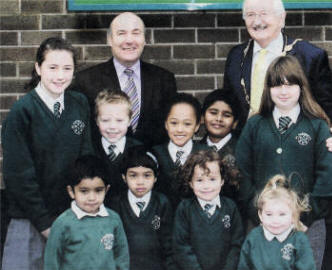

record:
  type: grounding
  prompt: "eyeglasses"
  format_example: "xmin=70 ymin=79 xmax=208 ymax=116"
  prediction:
xmin=244 ymin=12 xmax=272 ymax=21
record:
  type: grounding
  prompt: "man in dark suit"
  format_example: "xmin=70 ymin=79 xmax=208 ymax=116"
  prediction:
xmin=72 ymin=12 xmax=177 ymax=147
xmin=224 ymin=0 xmax=332 ymax=127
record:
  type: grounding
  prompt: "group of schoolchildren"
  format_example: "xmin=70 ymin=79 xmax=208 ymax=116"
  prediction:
xmin=2 ymin=37 xmax=332 ymax=270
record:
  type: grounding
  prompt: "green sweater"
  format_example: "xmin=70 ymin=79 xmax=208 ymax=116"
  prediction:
xmin=1 ymin=90 xmax=93 ymax=231
xmin=44 ymin=207 xmax=129 ymax=270
xmin=173 ymin=196 xmax=244 ymax=270
xmin=235 ymin=114 xmax=332 ymax=225
xmin=237 ymin=226 xmax=316 ymax=270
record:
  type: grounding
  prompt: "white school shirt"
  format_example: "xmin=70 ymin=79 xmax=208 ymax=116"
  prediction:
xmin=71 ymin=201 xmax=108 ymax=220
xmin=35 ymin=82 xmax=64 ymax=114
xmin=101 ymin=136 xmax=126 ymax=157
xmin=263 ymin=225 xmax=294 ymax=242
xmin=197 ymin=196 xmax=221 ymax=217
xmin=128 ymin=190 xmax=152 ymax=217
xmin=207 ymin=133 xmax=232 ymax=151
xmin=272 ymin=104 xmax=301 ymax=129
xmin=168 ymin=140 xmax=193 ymax=165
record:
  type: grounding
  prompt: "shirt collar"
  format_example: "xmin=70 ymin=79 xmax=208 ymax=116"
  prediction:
xmin=207 ymin=133 xmax=232 ymax=151
xmin=197 ymin=196 xmax=221 ymax=209
xmin=262 ymin=225 xmax=294 ymax=242
xmin=71 ymin=201 xmax=108 ymax=220
xmin=168 ymin=140 xmax=193 ymax=164
xmin=35 ymin=82 xmax=65 ymax=112
xmin=113 ymin=57 xmax=141 ymax=80
xmin=273 ymin=103 xmax=301 ymax=127
xmin=101 ymin=136 xmax=126 ymax=155
xmin=253 ymin=32 xmax=283 ymax=56
xmin=128 ymin=190 xmax=151 ymax=211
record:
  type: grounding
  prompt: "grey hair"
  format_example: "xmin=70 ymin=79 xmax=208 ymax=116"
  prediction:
xmin=242 ymin=0 xmax=285 ymax=19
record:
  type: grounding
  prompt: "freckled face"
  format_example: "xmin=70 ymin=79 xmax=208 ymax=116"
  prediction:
xmin=165 ymin=103 xmax=200 ymax=147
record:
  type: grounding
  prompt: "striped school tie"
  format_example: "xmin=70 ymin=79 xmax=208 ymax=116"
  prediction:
xmin=108 ymin=144 xmax=117 ymax=161
xmin=175 ymin=150 xmax=184 ymax=167
xmin=278 ymin=116 xmax=291 ymax=134
xmin=53 ymin=102 xmax=61 ymax=118
xmin=250 ymin=48 xmax=267 ymax=113
xmin=136 ymin=201 xmax=145 ymax=216
xmin=204 ymin=203 xmax=213 ymax=218
xmin=124 ymin=68 xmax=140 ymax=131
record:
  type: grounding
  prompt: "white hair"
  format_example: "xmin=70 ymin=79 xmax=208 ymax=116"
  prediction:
xmin=242 ymin=0 xmax=285 ymax=19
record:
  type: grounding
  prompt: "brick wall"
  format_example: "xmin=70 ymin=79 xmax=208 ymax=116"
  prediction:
xmin=1 ymin=1 xmax=332 ymax=182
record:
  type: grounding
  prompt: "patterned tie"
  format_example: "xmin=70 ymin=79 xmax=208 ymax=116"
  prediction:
xmin=108 ymin=144 xmax=117 ymax=161
xmin=175 ymin=150 xmax=184 ymax=167
xmin=136 ymin=201 xmax=145 ymax=216
xmin=278 ymin=116 xmax=291 ymax=134
xmin=123 ymin=68 xmax=140 ymax=131
xmin=204 ymin=203 xmax=213 ymax=218
xmin=250 ymin=48 xmax=267 ymax=113
xmin=53 ymin=102 xmax=61 ymax=118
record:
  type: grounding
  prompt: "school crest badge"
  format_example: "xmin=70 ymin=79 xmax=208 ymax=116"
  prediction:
xmin=71 ymin=120 xmax=85 ymax=135
xmin=295 ymin=132 xmax=311 ymax=146
xmin=222 ymin=215 xmax=231 ymax=228
xmin=281 ymin=243 xmax=295 ymax=261
xmin=101 ymin=233 xmax=114 ymax=250
xmin=151 ymin=215 xmax=161 ymax=230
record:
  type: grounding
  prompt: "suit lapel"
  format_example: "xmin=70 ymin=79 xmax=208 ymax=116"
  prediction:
xmin=102 ymin=58 xmax=122 ymax=91
xmin=242 ymin=41 xmax=254 ymax=95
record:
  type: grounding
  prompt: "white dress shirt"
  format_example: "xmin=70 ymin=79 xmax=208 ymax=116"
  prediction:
xmin=35 ymin=82 xmax=64 ymax=114
xmin=207 ymin=133 xmax=232 ymax=151
xmin=128 ymin=190 xmax=152 ymax=217
xmin=101 ymin=136 xmax=126 ymax=157
xmin=71 ymin=201 xmax=108 ymax=220
xmin=168 ymin=140 xmax=193 ymax=165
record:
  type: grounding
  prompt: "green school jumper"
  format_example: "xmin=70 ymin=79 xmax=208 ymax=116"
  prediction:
xmin=1 ymin=90 xmax=93 ymax=231
xmin=238 ymin=226 xmax=316 ymax=270
xmin=235 ymin=114 xmax=332 ymax=225
xmin=110 ymin=191 xmax=175 ymax=270
xmin=173 ymin=196 xmax=244 ymax=270
xmin=44 ymin=207 xmax=129 ymax=270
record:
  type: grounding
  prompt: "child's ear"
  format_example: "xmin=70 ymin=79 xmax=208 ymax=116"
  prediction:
xmin=122 ymin=174 xmax=127 ymax=183
xmin=232 ymin=120 xmax=238 ymax=130
xmin=35 ymin=62 xmax=41 ymax=76
xmin=67 ymin=185 xmax=75 ymax=200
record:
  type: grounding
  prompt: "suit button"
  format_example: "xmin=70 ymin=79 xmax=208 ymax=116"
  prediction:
xmin=276 ymin=148 xmax=282 ymax=154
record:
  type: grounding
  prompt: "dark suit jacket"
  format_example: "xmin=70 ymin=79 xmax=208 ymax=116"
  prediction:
xmin=94 ymin=136 xmax=143 ymax=201
xmin=224 ymin=34 xmax=332 ymax=126
xmin=72 ymin=58 xmax=177 ymax=147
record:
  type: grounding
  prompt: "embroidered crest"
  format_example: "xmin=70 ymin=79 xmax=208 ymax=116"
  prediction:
xmin=71 ymin=120 xmax=85 ymax=135
xmin=151 ymin=215 xmax=161 ymax=230
xmin=101 ymin=233 xmax=114 ymax=250
xmin=295 ymin=132 xmax=311 ymax=146
xmin=281 ymin=243 xmax=295 ymax=261
xmin=222 ymin=215 xmax=231 ymax=229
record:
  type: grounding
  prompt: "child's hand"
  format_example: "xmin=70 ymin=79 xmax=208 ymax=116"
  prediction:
xmin=327 ymin=128 xmax=332 ymax=152
xmin=41 ymin=228 xmax=51 ymax=239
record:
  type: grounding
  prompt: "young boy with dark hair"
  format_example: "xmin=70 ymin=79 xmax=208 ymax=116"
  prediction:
xmin=44 ymin=155 xmax=129 ymax=270
xmin=110 ymin=146 xmax=175 ymax=270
